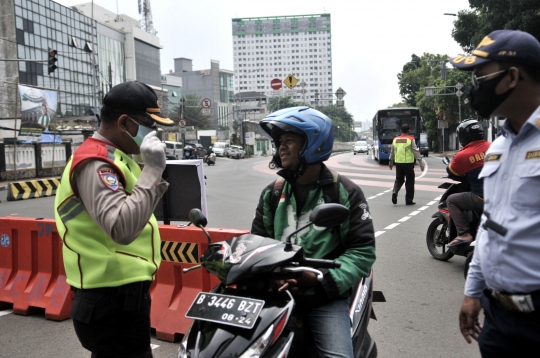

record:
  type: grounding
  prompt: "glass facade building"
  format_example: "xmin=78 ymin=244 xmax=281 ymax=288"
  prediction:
xmin=97 ymin=23 xmax=126 ymax=98
xmin=135 ymin=39 xmax=161 ymax=87
xmin=14 ymin=0 xmax=99 ymax=118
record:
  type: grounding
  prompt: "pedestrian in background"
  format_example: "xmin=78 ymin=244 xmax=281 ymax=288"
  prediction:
xmin=54 ymin=81 xmax=173 ymax=357
xmin=450 ymin=29 xmax=540 ymax=356
xmin=388 ymin=124 xmax=424 ymax=205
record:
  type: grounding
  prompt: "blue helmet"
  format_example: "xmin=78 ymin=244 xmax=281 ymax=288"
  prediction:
xmin=259 ymin=106 xmax=334 ymax=167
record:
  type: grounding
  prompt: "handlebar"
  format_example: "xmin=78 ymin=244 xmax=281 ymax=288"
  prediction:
xmin=301 ymin=257 xmax=341 ymax=269
xmin=281 ymin=267 xmax=324 ymax=281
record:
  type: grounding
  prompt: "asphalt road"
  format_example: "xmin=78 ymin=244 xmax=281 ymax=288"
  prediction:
xmin=0 ymin=152 xmax=482 ymax=357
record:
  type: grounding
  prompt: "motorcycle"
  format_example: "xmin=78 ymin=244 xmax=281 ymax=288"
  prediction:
xmin=426 ymin=157 xmax=481 ymax=277
xmin=183 ymin=145 xmax=196 ymax=160
xmin=203 ymin=152 xmax=216 ymax=165
xmin=268 ymin=159 xmax=276 ymax=169
xmin=179 ymin=204 xmax=382 ymax=358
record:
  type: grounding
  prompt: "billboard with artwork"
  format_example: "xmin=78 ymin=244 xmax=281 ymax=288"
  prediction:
xmin=18 ymin=85 xmax=58 ymax=134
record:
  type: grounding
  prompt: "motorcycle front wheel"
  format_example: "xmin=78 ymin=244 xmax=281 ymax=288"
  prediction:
xmin=426 ymin=218 xmax=454 ymax=261
xmin=464 ymin=250 xmax=473 ymax=279
xmin=269 ymin=161 xmax=276 ymax=169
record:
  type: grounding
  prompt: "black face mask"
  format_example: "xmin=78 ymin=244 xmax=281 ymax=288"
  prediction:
xmin=468 ymin=71 xmax=514 ymax=118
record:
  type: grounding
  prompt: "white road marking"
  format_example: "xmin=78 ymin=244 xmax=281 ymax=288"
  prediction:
xmin=384 ymin=223 xmax=400 ymax=230
xmin=151 ymin=344 xmax=159 ymax=350
xmin=0 ymin=309 xmax=13 ymax=317
xmin=418 ymin=206 xmax=430 ymax=211
xmin=398 ymin=216 xmax=411 ymax=222
xmin=375 ymin=231 xmax=386 ymax=237
xmin=409 ymin=211 xmax=421 ymax=216
xmin=418 ymin=159 xmax=428 ymax=178
xmin=426 ymin=201 xmax=437 ymax=205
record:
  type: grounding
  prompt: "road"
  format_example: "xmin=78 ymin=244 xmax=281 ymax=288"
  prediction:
xmin=0 ymin=152 xmax=481 ymax=357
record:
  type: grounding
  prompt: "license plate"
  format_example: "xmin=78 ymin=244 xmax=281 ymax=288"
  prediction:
xmin=185 ymin=292 xmax=265 ymax=329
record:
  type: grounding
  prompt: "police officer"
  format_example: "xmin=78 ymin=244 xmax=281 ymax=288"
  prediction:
xmin=450 ymin=30 xmax=540 ymax=356
xmin=54 ymin=81 xmax=173 ymax=357
xmin=388 ymin=124 xmax=424 ymax=205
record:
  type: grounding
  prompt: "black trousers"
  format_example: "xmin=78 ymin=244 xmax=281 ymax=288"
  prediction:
xmin=446 ymin=192 xmax=484 ymax=236
xmin=479 ymin=291 xmax=540 ymax=357
xmin=71 ymin=281 xmax=153 ymax=358
xmin=393 ymin=163 xmax=415 ymax=203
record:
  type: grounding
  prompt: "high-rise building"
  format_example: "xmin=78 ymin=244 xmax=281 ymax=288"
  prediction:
xmin=231 ymin=14 xmax=333 ymax=106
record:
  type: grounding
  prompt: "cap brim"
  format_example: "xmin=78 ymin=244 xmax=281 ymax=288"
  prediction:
xmin=148 ymin=112 xmax=174 ymax=126
xmin=449 ymin=55 xmax=492 ymax=70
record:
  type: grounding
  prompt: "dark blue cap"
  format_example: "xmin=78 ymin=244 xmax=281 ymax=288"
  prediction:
xmin=450 ymin=30 xmax=540 ymax=71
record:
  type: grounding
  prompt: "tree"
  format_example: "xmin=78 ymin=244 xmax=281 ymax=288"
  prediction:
xmin=397 ymin=53 xmax=470 ymax=150
xmin=267 ymin=96 xmax=303 ymax=113
xmin=181 ymin=93 xmax=213 ymax=129
xmin=316 ymin=105 xmax=354 ymax=142
xmin=452 ymin=0 xmax=540 ymax=53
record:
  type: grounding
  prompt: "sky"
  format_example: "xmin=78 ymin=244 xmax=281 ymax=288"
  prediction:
xmin=55 ymin=0 xmax=472 ymax=125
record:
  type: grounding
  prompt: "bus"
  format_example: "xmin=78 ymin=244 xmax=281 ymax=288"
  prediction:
xmin=372 ymin=108 xmax=423 ymax=162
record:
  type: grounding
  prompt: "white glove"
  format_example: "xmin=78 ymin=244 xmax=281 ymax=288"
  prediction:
xmin=140 ymin=131 xmax=166 ymax=172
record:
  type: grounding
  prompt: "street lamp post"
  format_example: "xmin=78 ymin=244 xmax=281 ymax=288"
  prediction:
xmin=425 ymin=83 xmax=463 ymax=151
xmin=337 ymin=126 xmax=340 ymax=141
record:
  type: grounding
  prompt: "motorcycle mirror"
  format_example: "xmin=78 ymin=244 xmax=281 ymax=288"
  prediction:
xmin=284 ymin=204 xmax=350 ymax=251
xmin=309 ymin=203 xmax=350 ymax=227
xmin=189 ymin=208 xmax=212 ymax=245
xmin=442 ymin=157 xmax=450 ymax=165
xmin=189 ymin=208 xmax=208 ymax=228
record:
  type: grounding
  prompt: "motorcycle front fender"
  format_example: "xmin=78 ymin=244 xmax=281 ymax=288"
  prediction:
xmin=181 ymin=290 xmax=293 ymax=358
xmin=431 ymin=212 xmax=446 ymax=222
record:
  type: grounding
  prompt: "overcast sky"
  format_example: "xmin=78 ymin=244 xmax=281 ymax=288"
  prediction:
xmin=56 ymin=0 xmax=472 ymax=124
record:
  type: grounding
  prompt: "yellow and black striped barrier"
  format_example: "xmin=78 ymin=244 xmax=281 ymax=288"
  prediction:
xmin=7 ymin=178 xmax=61 ymax=201
xmin=161 ymin=241 xmax=199 ymax=264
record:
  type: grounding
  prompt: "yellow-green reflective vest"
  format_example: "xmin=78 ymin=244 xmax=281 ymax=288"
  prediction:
xmin=55 ymin=138 xmax=161 ymax=289
xmin=392 ymin=135 xmax=415 ymax=163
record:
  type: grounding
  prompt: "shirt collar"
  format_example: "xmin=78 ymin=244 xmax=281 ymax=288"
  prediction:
xmin=500 ymin=104 xmax=540 ymax=137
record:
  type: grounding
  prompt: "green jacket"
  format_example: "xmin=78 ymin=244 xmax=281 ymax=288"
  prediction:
xmin=251 ymin=164 xmax=376 ymax=301
xmin=55 ymin=138 xmax=161 ymax=289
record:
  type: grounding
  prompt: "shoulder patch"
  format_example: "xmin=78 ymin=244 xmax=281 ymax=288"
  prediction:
xmin=486 ymin=153 xmax=502 ymax=162
xmin=525 ymin=150 xmax=540 ymax=160
xmin=98 ymin=168 xmax=120 ymax=191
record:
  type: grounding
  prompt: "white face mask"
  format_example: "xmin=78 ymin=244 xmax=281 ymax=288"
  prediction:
xmin=127 ymin=116 xmax=156 ymax=147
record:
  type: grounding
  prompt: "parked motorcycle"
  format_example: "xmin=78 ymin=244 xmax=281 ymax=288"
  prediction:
xmin=203 ymin=152 xmax=216 ymax=165
xmin=179 ymin=204 xmax=382 ymax=358
xmin=268 ymin=159 xmax=276 ymax=169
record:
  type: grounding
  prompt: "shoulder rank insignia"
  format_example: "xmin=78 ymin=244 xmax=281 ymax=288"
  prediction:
xmin=98 ymin=168 xmax=119 ymax=191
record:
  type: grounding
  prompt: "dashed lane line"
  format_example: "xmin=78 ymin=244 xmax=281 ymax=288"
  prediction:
xmin=0 ymin=309 xmax=13 ymax=317
xmin=375 ymin=195 xmax=441 ymax=239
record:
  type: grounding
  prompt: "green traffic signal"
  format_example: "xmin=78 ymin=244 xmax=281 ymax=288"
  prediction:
xmin=48 ymin=48 xmax=57 ymax=75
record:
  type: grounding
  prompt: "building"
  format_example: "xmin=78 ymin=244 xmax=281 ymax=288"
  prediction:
xmin=72 ymin=3 xmax=162 ymax=87
xmin=231 ymin=14 xmax=333 ymax=107
xmin=169 ymin=58 xmax=235 ymax=132
xmin=0 ymin=0 xmax=101 ymax=139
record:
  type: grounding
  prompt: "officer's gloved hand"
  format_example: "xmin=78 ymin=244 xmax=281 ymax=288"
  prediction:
xmin=140 ymin=131 xmax=166 ymax=172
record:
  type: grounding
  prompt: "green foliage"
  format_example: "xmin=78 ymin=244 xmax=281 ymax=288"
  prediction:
xmin=267 ymin=96 xmax=303 ymax=113
xmin=316 ymin=105 xmax=355 ymax=142
xmin=397 ymin=53 xmax=472 ymax=150
xmin=452 ymin=0 xmax=540 ymax=53
xmin=388 ymin=102 xmax=410 ymax=108
xmin=182 ymin=93 xmax=212 ymax=129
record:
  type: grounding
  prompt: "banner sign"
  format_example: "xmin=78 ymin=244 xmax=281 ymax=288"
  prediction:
xmin=18 ymin=85 xmax=58 ymax=134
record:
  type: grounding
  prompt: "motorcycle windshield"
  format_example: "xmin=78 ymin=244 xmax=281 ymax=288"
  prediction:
xmin=203 ymin=234 xmax=304 ymax=285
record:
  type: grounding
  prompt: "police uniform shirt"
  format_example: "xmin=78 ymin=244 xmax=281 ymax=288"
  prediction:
xmin=74 ymin=132 xmax=169 ymax=245
xmin=465 ymin=105 xmax=540 ymax=297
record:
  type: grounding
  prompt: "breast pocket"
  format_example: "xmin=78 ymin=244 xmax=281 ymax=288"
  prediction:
xmin=513 ymin=161 xmax=540 ymax=211
xmin=478 ymin=162 xmax=500 ymax=207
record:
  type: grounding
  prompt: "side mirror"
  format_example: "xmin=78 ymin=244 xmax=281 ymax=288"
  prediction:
xmin=442 ymin=156 xmax=450 ymax=165
xmin=309 ymin=203 xmax=350 ymax=227
xmin=189 ymin=208 xmax=208 ymax=228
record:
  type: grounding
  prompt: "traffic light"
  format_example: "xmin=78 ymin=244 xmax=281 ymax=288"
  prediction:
xmin=48 ymin=48 xmax=57 ymax=75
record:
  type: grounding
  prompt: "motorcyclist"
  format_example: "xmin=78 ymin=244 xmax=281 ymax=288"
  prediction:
xmin=252 ymin=106 xmax=376 ymax=358
xmin=183 ymin=145 xmax=194 ymax=159
xmin=446 ymin=120 xmax=491 ymax=247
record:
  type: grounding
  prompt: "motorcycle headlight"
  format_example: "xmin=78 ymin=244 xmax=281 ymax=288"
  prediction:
xmin=239 ymin=324 xmax=274 ymax=358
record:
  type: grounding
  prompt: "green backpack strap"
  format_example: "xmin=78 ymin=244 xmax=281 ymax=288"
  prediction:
xmin=270 ymin=170 xmax=340 ymax=217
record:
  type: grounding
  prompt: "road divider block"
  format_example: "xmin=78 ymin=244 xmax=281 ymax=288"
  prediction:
xmin=7 ymin=178 xmax=61 ymax=201
xmin=151 ymin=225 xmax=249 ymax=342
xmin=0 ymin=217 xmax=72 ymax=320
